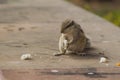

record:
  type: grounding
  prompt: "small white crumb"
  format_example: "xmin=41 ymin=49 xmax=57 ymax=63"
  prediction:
xmin=21 ymin=54 xmax=32 ymax=60
xmin=105 ymin=64 xmax=109 ymax=66
xmin=51 ymin=70 xmax=59 ymax=73
xmin=100 ymin=57 xmax=107 ymax=63
xmin=87 ymin=72 xmax=95 ymax=75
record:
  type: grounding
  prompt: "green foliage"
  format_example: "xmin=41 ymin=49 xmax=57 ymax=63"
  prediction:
xmin=82 ymin=4 xmax=92 ymax=11
xmin=96 ymin=11 xmax=120 ymax=27
xmin=82 ymin=5 xmax=120 ymax=27
xmin=67 ymin=0 xmax=120 ymax=27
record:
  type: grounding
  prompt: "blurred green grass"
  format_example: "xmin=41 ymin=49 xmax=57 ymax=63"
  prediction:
xmin=67 ymin=0 xmax=120 ymax=27
xmin=83 ymin=4 xmax=120 ymax=27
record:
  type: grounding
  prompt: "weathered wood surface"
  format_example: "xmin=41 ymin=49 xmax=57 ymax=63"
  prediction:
xmin=0 ymin=0 xmax=120 ymax=69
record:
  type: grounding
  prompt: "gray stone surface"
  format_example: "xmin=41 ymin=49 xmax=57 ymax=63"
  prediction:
xmin=0 ymin=0 xmax=120 ymax=69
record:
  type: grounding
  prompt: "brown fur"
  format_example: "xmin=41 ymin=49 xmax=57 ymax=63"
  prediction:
xmin=56 ymin=19 xmax=90 ymax=56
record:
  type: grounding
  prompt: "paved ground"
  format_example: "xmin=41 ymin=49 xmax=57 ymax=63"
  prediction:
xmin=0 ymin=0 xmax=120 ymax=69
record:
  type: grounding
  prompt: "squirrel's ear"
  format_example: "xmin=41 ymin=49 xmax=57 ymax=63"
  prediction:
xmin=61 ymin=19 xmax=75 ymax=33
xmin=71 ymin=20 xmax=74 ymax=23
xmin=64 ymin=19 xmax=73 ymax=25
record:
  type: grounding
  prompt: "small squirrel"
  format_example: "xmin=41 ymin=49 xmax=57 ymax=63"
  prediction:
xmin=55 ymin=19 xmax=90 ymax=56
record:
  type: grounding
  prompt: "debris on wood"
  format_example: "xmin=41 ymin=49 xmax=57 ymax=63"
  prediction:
xmin=51 ymin=70 xmax=59 ymax=73
xmin=18 ymin=27 xmax=25 ymax=31
xmin=21 ymin=54 xmax=32 ymax=60
xmin=99 ymin=57 xmax=107 ymax=63
xmin=87 ymin=72 xmax=95 ymax=75
xmin=116 ymin=63 xmax=120 ymax=67
xmin=105 ymin=63 xmax=109 ymax=66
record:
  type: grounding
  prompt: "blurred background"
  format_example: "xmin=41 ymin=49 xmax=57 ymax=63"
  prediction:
xmin=67 ymin=0 xmax=120 ymax=27
xmin=0 ymin=0 xmax=119 ymax=27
